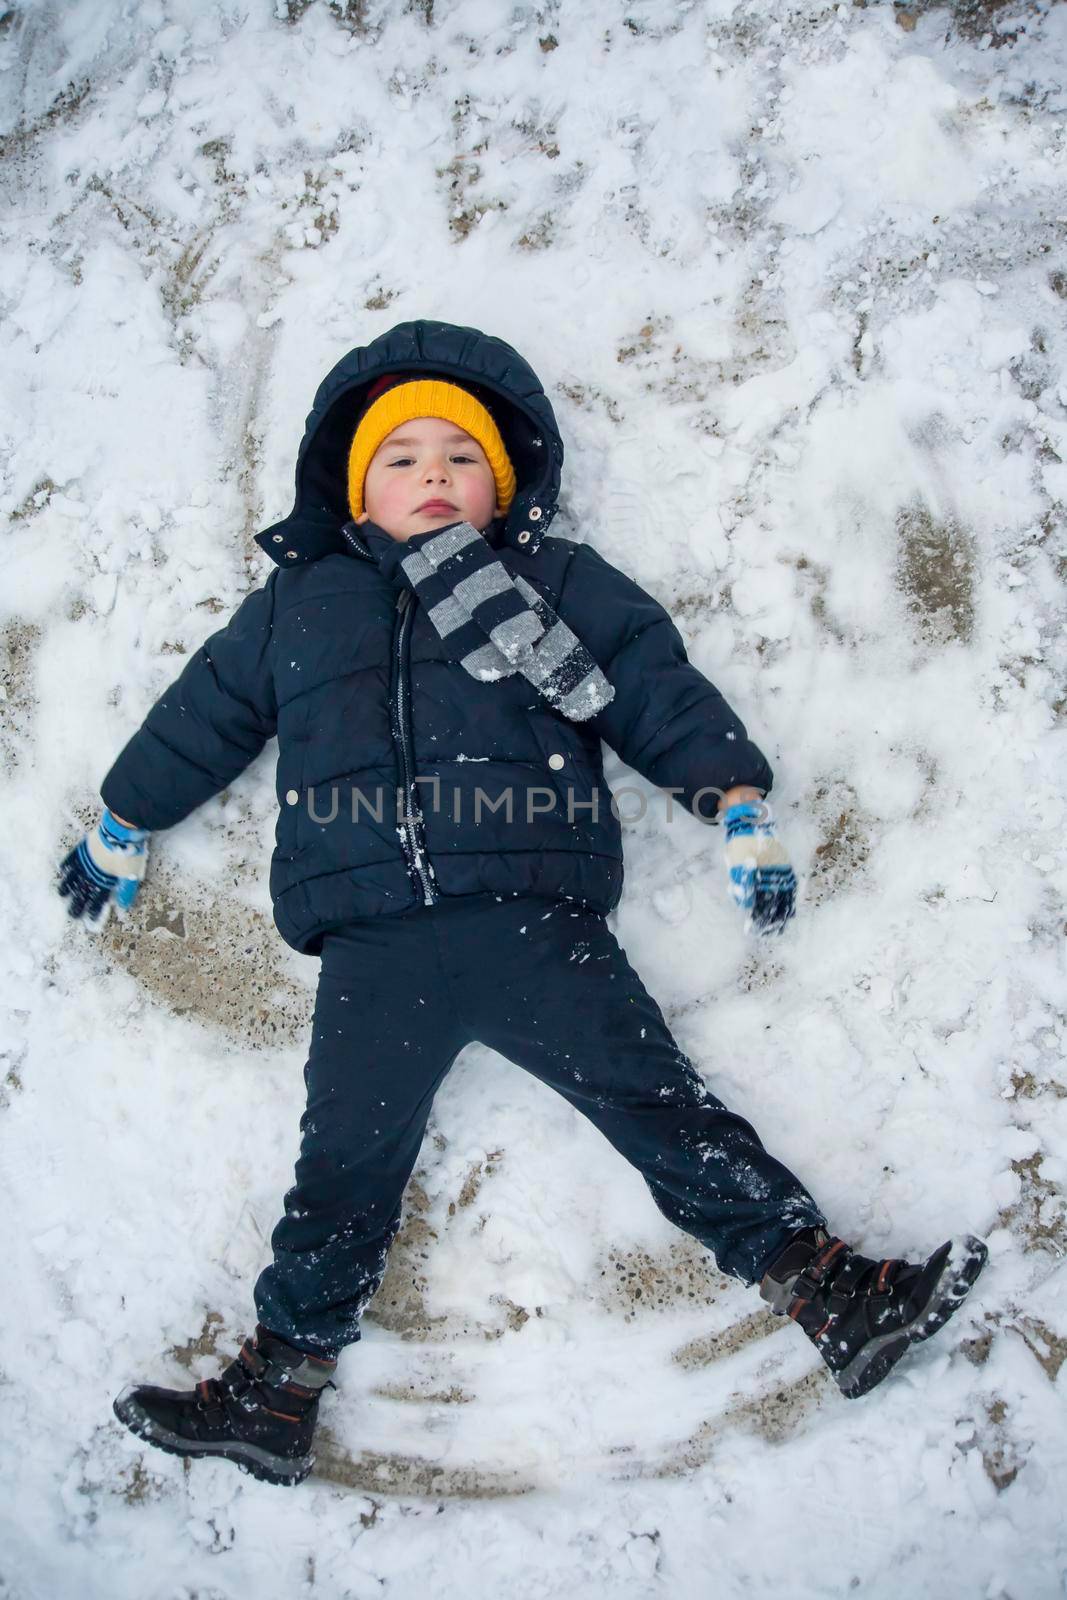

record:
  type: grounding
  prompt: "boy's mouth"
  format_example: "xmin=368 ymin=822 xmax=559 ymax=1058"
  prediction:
xmin=416 ymin=500 xmax=458 ymax=515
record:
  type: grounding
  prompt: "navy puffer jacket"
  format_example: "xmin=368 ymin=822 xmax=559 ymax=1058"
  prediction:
xmin=101 ymin=321 xmax=773 ymax=956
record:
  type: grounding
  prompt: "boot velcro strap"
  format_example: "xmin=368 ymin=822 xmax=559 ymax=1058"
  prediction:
xmin=283 ymin=1355 xmax=338 ymax=1392
xmin=789 ymin=1238 xmax=848 ymax=1306
xmin=239 ymin=1339 xmax=337 ymax=1393
xmin=824 ymin=1254 xmax=880 ymax=1314
xmin=197 ymin=1378 xmax=229 ymax=1424
xmin=875 ymin=1257 xmax=903 ymax=1294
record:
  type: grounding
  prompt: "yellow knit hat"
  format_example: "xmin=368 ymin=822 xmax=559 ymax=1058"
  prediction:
xmin=347 ymin=378 xmax=517 ymax=521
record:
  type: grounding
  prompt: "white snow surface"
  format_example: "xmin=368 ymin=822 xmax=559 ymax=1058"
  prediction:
xmin=2 ymin=0 xmax=1067 ymax=1595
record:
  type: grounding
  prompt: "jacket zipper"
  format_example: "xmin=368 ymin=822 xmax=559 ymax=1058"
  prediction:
xmin=342 ymin=525 xmax=437 ymax=906
xmin=395 ymin=589 xmax=437 ymax=906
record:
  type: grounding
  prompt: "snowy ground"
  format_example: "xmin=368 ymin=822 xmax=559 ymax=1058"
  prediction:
xmin=2 ymin=0 xmax=1066 ymax=1595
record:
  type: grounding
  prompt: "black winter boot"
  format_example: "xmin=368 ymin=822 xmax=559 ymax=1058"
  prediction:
xmin=113 ymin=1325 xmax=339 ymax=1486
xmin=759 ymin=1227 xmax=988 ymax=1399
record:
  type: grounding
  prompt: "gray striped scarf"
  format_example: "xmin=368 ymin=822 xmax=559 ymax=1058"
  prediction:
xmin=395 ymin=521 xmax=615 ymax=723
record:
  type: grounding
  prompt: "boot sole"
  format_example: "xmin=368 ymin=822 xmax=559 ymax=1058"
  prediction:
xmin=832 ymin=1234 xmax=989 ymax=1400
xmin=113 ymin=1388 xmax=314 ymax=1487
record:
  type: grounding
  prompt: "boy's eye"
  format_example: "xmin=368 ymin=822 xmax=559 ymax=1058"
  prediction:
xmin=386 ymin=455 xmax=476 ymax=467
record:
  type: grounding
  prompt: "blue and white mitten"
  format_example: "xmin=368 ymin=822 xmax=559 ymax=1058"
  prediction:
xmin=722 ymin=800 xmax=797 ymax=936
xmin=57 ymin=808 xmax=150 ymax=923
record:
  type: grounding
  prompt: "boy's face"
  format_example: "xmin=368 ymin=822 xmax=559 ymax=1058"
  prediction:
xmin=354 ymin=415 xmax=502 ymax=542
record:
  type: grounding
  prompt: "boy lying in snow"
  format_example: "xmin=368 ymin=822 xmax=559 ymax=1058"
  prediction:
xmin=59 ymin=319 xmax=988 ymax=1487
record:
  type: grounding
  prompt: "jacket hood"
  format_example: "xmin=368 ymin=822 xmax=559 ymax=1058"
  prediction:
xmin=255 ymin=320 xmax=565 ymax=569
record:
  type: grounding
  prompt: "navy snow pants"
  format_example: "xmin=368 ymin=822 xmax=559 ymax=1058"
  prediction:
xmin=253 ymin=896 xmax=827 ymax=1356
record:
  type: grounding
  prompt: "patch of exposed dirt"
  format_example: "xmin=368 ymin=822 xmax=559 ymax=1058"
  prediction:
xmin=370 ymin=1208 xmax=451 ymax=1341
xmin=620 ymin=10 xmax=698 ymax=41
xmin=805 ymin=779 xmax=872 ymax=907
xmin=1012 ymin=1314 xmax=1067 ymax=1381
xmin=276 ymin=0 xmax=385 ymax=38
xmin=311 ymin=1439 xmax=537 ymax=1498
xmin=592 ymin=1237 xmax=732 ymax=1319
xmin=730 ymin=268 xmax=795 ymax=385
xmin=280 ymin=166 xmax=344 ymax=248
xmin=0 ymin=74 xmax=93 ymax=172
xmin=960 ymin=1316 xmax=997 ymax=1367
xmin=616 ymin=293 xmax=792 ymax=401
xmin=168 ymin=1309 xmax=226 ymax=1369
xmin=8 ymin=476 xmax=57 ymax=521
xmin=895 ymin=502 xmax=976 ymax=647
xmin=364 ymin=283 xmax=399 ymax=312
xmin=724 ymin=1365 xmax=827 ymax=1444
xmin=1009 ymin=1068 xmax=1067 ymax=1102
xmin=1007 ymin=325 xmax=1058 ymax=405
xmin=372 ymin=1378 xmax=474 ymax=1404
xmin=82 ymin=174 xmax=165 ymax=245
xmin=735 ymin=949 xmax=787 ymax=994
xmin=0 ymin=1040 xmax=25 ymax=1109
xmin=0 ymin=617 xmax=41 ymax=771
xmin=97 ymin=873 xmax=312 ymax=1051
xmin=84 ymin=1428 xmax=180 ymax=1509
xmin=516 ymin=211 xmax=556 ymax=251
xmin=367 ymin=1150 xmax=535 ymax=1344
xmin=996 ymin=1151 xmax=1067 ymax=1257
xmin=436 ymin=146 xmax=508 ymax=242
xmin=160 ymin=227 xmax=220 ymax=329
xmin=955 ymin=1394 xmax=1030 ymax=1491
xmin=112 ymin=1453 xmax=178 ymax=1506
xmin=614 ymin=1366 xmax=828 ymax=1483
xmin=979 ymin=1397 xmax=1027 ymax=1488
xmin=785 ymin=553 xmax=850 ymax=645
xmin=511 ymin=102 xmax=561 ymax=162
xmin=893 ymin=0 xmax=1042 ymax=48
xmin=616 ymin=312 xmax=751 ymax=405
xmin=54 ymin=176 xmax=217 ymax=370
xmin=671 ymin=578 xmax=725 ymax=625
xmin=672 ymin=1308 xmax=786 ymax=1370
xmin=556 ymin=379 xmax=624 ymax=424
xmin=451 ymin=1149 xmax=504 ymax=1212
xmin=617 ymin=314 xmax=671 ymax=368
